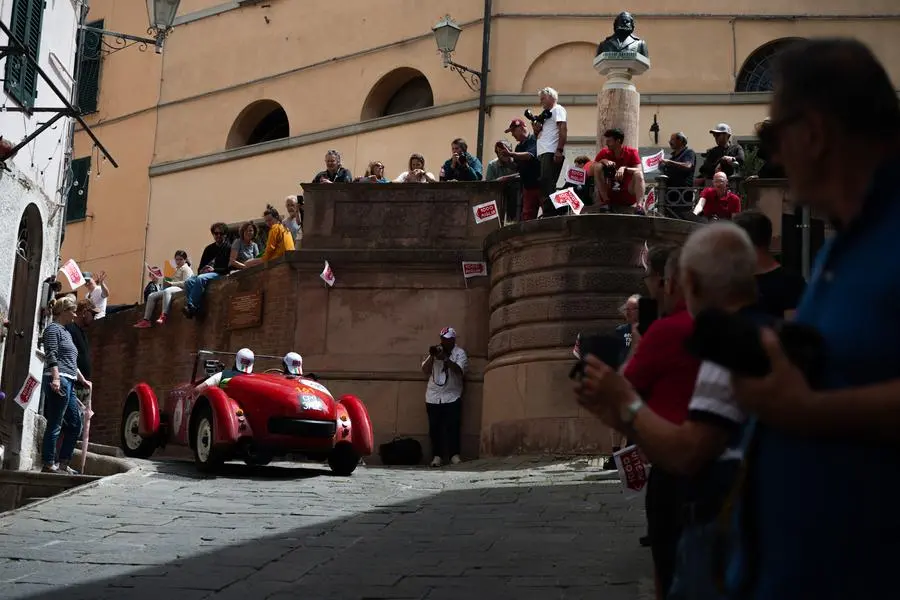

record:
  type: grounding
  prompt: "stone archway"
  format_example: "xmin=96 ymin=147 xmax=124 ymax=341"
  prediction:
xmin=1 ymin=203 xmax=44 ymax=425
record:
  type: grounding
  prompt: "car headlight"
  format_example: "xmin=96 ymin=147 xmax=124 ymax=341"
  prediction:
xmin=300 ymin=394 xmax=326 ymax=412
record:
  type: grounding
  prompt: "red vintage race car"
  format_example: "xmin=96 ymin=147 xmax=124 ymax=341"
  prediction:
xmin=119 ymin=350 xmax=374 ymax=475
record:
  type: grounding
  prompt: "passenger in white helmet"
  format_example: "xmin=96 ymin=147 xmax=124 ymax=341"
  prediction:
xmin=193 ymin=348 xmax=254 ymax=397
xmin=282 ymin=352 xmax=303 ymax=377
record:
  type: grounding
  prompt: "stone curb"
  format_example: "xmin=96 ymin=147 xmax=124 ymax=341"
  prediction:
xmin=0 ymin=455 xmax=140 ymax=519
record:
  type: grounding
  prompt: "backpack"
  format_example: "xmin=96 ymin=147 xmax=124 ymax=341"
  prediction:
xmin=143 ymin=281 xmax=162 ymax=302
xmin=379 ymin=437 xmax=423 ymax=466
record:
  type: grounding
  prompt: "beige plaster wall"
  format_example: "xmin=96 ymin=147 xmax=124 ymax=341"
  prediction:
xmin=72 ymin=0 xmax=900 ymax=303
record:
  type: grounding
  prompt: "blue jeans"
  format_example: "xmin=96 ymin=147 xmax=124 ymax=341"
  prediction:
xmin=183 ymin=272 xmax=221 ymax=311
xmin=668 ymin=521 xmax=728 ymax=600
xmin=41 ymin=376 xmax=83 ymax=465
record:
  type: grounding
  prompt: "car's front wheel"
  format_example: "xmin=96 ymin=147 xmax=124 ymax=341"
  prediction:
xmin=328 ymin=443 xmax=360 ymax=476
xmin=120 ymin=395 xmax=157 ymax=459
xmin=191 ymin=404 xmax=225 ymax=473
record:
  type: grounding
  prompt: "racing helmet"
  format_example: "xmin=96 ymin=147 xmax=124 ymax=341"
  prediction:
xmin=283 ymin=352 xmax=303 ymax=376
xmin=234 ymin=348 xmax=254 ymax=373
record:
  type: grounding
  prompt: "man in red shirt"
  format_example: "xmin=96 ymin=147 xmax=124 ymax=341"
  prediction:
xmin=698 ymin=171 xmax=742 ymax=220
xmin=607 ymin=246 xmax=700 ymax=600
xmin=592 ymin=128 xmax=645 ymax=212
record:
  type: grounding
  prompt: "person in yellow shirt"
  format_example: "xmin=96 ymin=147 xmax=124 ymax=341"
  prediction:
xmin=246 ymin=204 xmax=295 ymax=267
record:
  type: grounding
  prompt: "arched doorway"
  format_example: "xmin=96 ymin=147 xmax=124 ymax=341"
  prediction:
xmin=2 ymin=204 xmax=44 ymax=423
xmin=360 ymin=68 xmax=434 ymax=121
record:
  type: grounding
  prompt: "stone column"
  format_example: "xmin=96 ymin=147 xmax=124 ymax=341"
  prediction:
xmin=594 ymin=52 xmax=651 ymax=149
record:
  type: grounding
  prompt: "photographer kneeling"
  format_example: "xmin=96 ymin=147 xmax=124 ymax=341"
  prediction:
xmin=420 ymin=327 xmax=469 ymax=467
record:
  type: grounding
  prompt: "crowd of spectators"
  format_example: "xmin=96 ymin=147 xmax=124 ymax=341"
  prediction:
xmin=572 ymin=37 xmax=900 ymax=600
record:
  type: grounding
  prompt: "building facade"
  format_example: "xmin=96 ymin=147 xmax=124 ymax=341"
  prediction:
xmin=0 ymin=0 xmax=82 ymax=469
xmin=63 ymin=0 xmax=900 ymax=304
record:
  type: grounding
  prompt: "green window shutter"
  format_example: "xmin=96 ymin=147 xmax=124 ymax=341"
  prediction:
xmin=75 ymin=20 xmax=103 ymax=114
xmin=66 ymin=157 xmax=91 ymax=223
xmin=3 ymin=0 xmax=45 ymax=110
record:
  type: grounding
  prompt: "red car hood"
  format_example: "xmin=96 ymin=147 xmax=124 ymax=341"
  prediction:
xmin=221 ymin=373 xmax=336 ymax=421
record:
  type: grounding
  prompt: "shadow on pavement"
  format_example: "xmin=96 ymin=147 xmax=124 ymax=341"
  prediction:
xmin=9 ymin=478 xmax=650 ymax=600
xmin=148 ymin=458 xmax=328 ymax=481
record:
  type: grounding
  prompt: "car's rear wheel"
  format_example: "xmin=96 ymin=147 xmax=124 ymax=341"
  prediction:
xmin=328 ymin=443 xmax=359 ymax=476
xmin=120 ymin=395 xmax=157 ymax=459
xmin=191 ymin=404 xmax=225 ymax=473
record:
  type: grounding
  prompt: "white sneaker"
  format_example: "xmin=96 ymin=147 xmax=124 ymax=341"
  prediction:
xmin=450 ymin=454 xmax=461 ymax=465
xmin=430 ymin=456 xmax=442 ymax=467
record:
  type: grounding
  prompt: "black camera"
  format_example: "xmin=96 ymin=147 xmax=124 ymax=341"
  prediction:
xmin=429 ymin=345 xmax=443 ymax=357
xmin=685 ymin=308 xmax=827 ymax=388
xmin=524 ymin=108 xmax=553 ymax=125
xmin=569 ymin=333 xmax=626 ymax=381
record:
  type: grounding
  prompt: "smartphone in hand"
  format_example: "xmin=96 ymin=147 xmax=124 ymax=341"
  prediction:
xmin=638 ymin=297 xmax=659 ymax=336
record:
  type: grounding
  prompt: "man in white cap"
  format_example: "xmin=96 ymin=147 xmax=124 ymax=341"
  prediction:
xmin=420 ymin=327 xmax=468 ymax=467
xmin=194 ymin=348 xmax=254 ymax=397
xmin=698 ymin=122 xmax=745 ymax=182
xmin=82 ymin=271 xmax=109 ymax=319
xmin=282 ymin=352 xmax=303 ymax=376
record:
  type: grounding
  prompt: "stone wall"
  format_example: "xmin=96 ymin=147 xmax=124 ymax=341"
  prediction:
xmin=481 ymin=215 xmax=697 ymax=456
xmin=86 ymin=181 xmax=699 ymax=461
xmin=86 ymin=183 xmax=503 ymax=460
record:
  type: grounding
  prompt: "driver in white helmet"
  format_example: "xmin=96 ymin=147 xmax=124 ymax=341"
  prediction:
xmin=282 ymin=352 xmax=303 ymax=377
xmin=193 ymin=348 xmax=254 ymax=397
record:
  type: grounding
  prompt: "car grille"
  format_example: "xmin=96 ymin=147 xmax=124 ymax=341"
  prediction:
xmin=268 ymin=417 xmax=336 ymax=438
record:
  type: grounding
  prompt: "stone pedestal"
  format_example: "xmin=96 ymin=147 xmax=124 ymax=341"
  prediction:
xmin=481 ymin=215 xmax=697 ymax=457
xmin=594 ymin=52 xmax=651 ymax=149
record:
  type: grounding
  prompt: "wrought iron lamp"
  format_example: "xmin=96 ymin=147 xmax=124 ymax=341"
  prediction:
xmin=432 ymin=15 xmax=482 ymax=93
xmin=82 ymin=0 xmax=181 ymax=55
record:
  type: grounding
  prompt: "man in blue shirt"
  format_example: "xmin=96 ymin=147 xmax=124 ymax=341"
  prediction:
xmin=728 ymin=38 xmax=900 ymax=600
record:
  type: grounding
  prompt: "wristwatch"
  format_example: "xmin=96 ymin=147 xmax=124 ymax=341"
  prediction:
xmin=620 ymin=395 xmax=645 ymax=426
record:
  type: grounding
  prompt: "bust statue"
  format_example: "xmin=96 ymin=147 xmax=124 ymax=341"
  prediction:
xmin=597 ymin=11 xmax=649 ymax=58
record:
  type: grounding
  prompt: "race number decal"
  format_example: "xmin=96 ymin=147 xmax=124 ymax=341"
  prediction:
xmin=301 ymin=379 xmax=334 ymax=399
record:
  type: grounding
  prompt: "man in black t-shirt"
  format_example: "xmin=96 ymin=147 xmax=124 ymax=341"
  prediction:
xmin=65 ymin=299 xmax=100 ymax=406
xmin=499 ymin=119 xmax=542 ymax=221
xmin=183 ymin=222 xmax=233 ymax=318
xmin=733 ymin=210 xmax=807 ymax=318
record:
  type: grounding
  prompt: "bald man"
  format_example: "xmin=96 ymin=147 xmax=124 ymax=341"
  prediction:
xmin=697 ymin=172 xmax=742 ymax=221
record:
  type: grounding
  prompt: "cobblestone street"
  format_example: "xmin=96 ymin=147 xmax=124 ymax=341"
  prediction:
xmin=0 ymin=457 xmax=652 ymax=600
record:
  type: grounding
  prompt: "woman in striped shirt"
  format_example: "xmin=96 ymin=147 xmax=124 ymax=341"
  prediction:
xmin=42 ymin=295 xmax=92 ymax=474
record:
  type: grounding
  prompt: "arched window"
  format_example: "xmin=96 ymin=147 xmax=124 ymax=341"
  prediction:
xmin=360 ymin=68 xmax=434 ymax=121
xmin=735 ymin=38 xmax=804 ymax=93
xmin=226 ymin=100 xmax=290 ymax=150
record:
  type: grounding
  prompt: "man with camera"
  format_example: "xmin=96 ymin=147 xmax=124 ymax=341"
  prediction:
xmin=530 ymin=87 xmax=567 ymax=217
xmin=420 ymin=327 xmax=468 ymax=467
xmin=574 ymin=244 xmax=699 ymax=599
xmin=439 ymin=138 xmax=483 ymax=182
xmin=497 ymin=118 xmax=542 ymax=221
xmin=592 ymin=128 xmax=644 ymax=213
xmin=574 ymin=224 xmax=764 ymax=600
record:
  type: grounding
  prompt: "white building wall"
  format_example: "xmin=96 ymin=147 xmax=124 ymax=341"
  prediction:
xmin=0 ymin=0 xmax=81 ymax=469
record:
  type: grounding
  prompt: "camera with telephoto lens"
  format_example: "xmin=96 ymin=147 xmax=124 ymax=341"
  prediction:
xmin=524 ymin=108 xmax=553 ymax=125
xmin=429 ymin=345 xmax=443 ymax=357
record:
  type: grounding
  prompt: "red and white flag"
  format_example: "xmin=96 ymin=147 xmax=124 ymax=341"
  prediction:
xmin=638 ymin=187 xmax=657 ymax=214
xmin=472 ymin=200 xmax=499 ymax=224
xmin=564 ymin=165 xmax=586 ymax=186
xmin=462 ymin=261 xmax=488 ymax=279
xmin=320 ymin=261 xmax=336 ymax=287
xmin=614 ymin=444 xmax=649 ymax=493
xmin=549 ymin=188 xmax=584 ymax=214
xmin=58 ymin=259 xmax=85 ymax=289
xmin=14 ymin=374 xmax=39 ymax=410
xmin=641 ymin=150 xmax=664 ymax=173
xmin=146 ymin=264 xmax=164 ymax=280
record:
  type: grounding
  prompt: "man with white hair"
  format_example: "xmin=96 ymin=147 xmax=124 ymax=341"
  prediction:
xmin=535 ymin=87 xmax=568 ymax=217
xmin=573 ymin=222 xmax=766 ymax=600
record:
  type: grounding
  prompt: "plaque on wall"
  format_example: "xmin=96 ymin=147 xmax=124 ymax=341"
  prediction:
xmin=226 ymin=291 xmax=263 ymax=330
